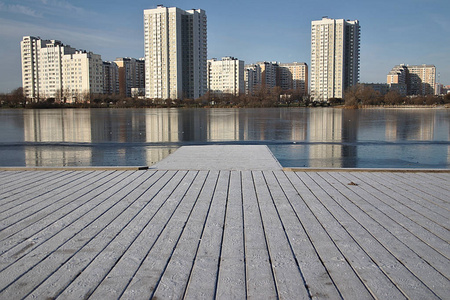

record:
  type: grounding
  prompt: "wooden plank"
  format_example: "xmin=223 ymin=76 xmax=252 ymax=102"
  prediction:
xmin=216 ymin=171 xmax=246 ymax=299
xmin=1 ymin=172 xmax=142 ymax=262
xmin=312 ymin=171 xmax=444 ymax=299
xmin=150 ymin=171 xmax=220 ymax=300
xmin=0 ymin=171 xmax=105 ymax=234
xmin=272 ymin=170 xmax=342 ymax=299
xmin=29 ymin=171 xmax=191 ymax=300
xmin=0 ymin=170 xmax=165 ymax=298
xmin=299 ymin=172 xmax=409 ymax=299
xmin=385 ymin=172 xmax=450 ymax=208
xmin=92 ymin=171 xmax=208 ymax=299
xmin=367 ymin=172 xmax=449 ymax=225
xmin=252 ymin=171 xmax=310 ymax=299
xmin=183 ymin=171 xmax=230 ymax=299
xmin=284 ymin=171 xmax=374 ymax=299
xmin=0 ymin=170 xmax=72 ymax=198
xmin=353 ymin=172 xmax=449 ymax=241
xmin=333 ymin=172 xmax=450 ymax=260
xmin=240 ymin=170 xmax=278 ymax=299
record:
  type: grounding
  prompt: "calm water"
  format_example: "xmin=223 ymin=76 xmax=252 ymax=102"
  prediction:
xmin=0 ymin=107 xmax=449 ymax=168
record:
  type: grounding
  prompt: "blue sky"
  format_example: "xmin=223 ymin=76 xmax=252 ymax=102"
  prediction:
xmin=0 ymin=0 xmax=449 ymax=93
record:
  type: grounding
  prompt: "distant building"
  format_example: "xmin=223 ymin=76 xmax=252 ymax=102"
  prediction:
xmin=20 ymin=36 xmax=103 ymax=101
xmin=244 ymin=64 xmax=262 ymax=95
xmin=62 ymin=51 xmax=103 ymax=101
xmin=207 ymin=57 xmax=244 ymax=96
xmin=278 ymin=62 xmax=308 ymax=94
xmin=387 ymin=64 xmax=436 ymax=96
xmin=114 ymin=58 xmax=145 ymax=98
xmin=143 ymin=5 xmax=207 ymax=100
xmin=361 ymin=83 xmax=390 ymax=95
xmin=310 ymin=17 xmax=360 ymax=102
xmin=102 ymin=61 xmax=119 ymax=95
xmin=258 ymin=61 xmax=279 ymax=90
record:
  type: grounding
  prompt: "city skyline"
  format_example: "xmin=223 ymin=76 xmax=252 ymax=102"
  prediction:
xmin=0 ymin=0 xmax=449 ymax=94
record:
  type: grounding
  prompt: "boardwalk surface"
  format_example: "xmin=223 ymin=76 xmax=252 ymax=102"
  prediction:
xmin=0 ymin=146 xmax=449 ymax=299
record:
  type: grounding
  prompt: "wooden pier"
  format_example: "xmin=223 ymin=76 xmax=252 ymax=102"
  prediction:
xmin=0 ymin=146 xmax=449 ymax=299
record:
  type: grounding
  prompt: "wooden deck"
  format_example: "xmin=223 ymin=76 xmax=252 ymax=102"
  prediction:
xmin=0 ymin=148 xmax=449 ymax=299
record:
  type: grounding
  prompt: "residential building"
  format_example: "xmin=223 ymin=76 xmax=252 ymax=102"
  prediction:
xmin=310 ymin=17 xmax=360 ymax=102
xmin=102 ymin=61 xmax=119 ymax=95
xmin=387 ymin=64 xmax=408 ymax=96
xmin=115 ymin=57 xmax=145 ymax=97
xmin=258 ymin=61 xmax=279 ymax=90
xmin=387 ymin=64 xmax=436 ymax=96
xmin=62 ymin=51 xmax=103 ymax=101
xmin=143 ymin=5 xmax=207 ymax=100
xmin=278 ymin=62 xmax=308 ymax=94
xmin=407 ymin=64 xmax=436 ymax=95
xmin=244 ymin=64 xmax=261 ymax=95
xmin=20 ymin=36 xmax=103 ymax=102
xmin=207 ymin=57 xmax=244 ymax=96
xmin=21 ymin=36 xmax=76 ymax=100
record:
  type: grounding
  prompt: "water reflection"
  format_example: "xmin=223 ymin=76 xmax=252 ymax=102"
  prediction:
xmin=0 ymin=108 xmax=448 ymax=168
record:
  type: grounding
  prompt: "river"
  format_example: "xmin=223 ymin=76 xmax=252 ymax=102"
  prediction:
xmin=0 ymin=107 xmax=449 ymax=168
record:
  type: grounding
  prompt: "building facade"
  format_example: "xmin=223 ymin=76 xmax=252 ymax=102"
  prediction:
xmin=102 ymin=61 xmax=119 ymax=95
xmin=310 ymin=17 xmax=360 ymax=102
xmin=387 ymin=64 xmax=436 ymax=96
xmin=278 ymin=62 xmax=308 ymax=94
xmin=144 ymin=5 xmax=207 ymax=100
xmin=62 ymin=51 xmax=103 ymax=102
xmin=20 ymin=36 xmax=103 ymax=101
xmin=244 ymin=64 xmax=262 ymax=95
xmin=207 ymin=57 xmax=244 ymax=96
xmin=258 ymin=61 xmax=279 ymax=90
xmin=115 ymin=57 xmax=145 ymax=97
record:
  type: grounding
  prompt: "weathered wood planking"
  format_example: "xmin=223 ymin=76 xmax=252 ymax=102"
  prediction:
xmin=0 ymin=169 xmax=449 ymax=299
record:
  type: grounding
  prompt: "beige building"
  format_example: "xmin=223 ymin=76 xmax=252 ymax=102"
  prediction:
xmin=115 ymin=58 xmax=145 ymax=97
xmin=278 ymin=62 xmax=308 ymax=94
xmin=258 ymin=61 xmax=279 ymax=90
xmin=207 ymin=57 xmax=244 ymax=96
xmin=310 ymin=17 xmax=360 ymax=102
xmin=244 ymin=64 xmax=262 ymax=95
xmin=144 ymin=5 xmax=207 ymax=100
xmin=20 ymin=36 xmax=103 ymax=101
xmin=387 ymin=64 xmax=436 ymax=96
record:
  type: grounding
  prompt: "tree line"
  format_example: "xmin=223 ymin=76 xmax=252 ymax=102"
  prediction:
xmin=1 ymin=86 xmax=449 ymax=109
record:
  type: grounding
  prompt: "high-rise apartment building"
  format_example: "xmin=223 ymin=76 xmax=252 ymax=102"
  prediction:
xmin=20 ymin=36 xmax=103 ymax=101
xmin=258 ymin=61 xmax=279 ymax=90
xmin=245 ymin=64 xmax=262 ymax=95
xmin=278 ymin=62 xmax=308 ymax=94
xmin=207 ymin=57 xmax=244 ymax=96
xmin=387 ymin=64 xmax=436 ymax=96
xmin=115 ymin=57 xmax=145 ymax=97
xmin=103 ymin=61 xmax=119 ymax=95
xmin=310 ymin=17 xmax=360 ymax=102
xmin=144 ymin=5 xmax=207 ymax=100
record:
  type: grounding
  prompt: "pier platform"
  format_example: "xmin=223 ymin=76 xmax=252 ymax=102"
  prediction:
xmin=0 ymin=146 xmax=449 ymax=299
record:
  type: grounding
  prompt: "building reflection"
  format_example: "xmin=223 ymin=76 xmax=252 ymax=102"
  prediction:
xmin=385 ymin=110 xmax=434 ymax=141
xmin=308 ymin=109 xmax=343 ymax=168
xmin=23 ymin=110 xmax=92 ymax=166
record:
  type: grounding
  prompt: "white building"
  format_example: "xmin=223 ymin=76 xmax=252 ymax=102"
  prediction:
xmin=144 ymin=5 xmax=207 ymax=100
xmin=207 ymin=57 xmax=244 ymax=96
xmin=62 ymin=51 xmax=103 ymax=102
xmin=20 ymin=36 xmax=103 ymax=101
xmin=310 ymin=17 xmax=360 ymax=102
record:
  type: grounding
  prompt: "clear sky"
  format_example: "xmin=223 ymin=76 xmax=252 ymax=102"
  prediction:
xmin=0 ymin=0 xmax=449 ymax=93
